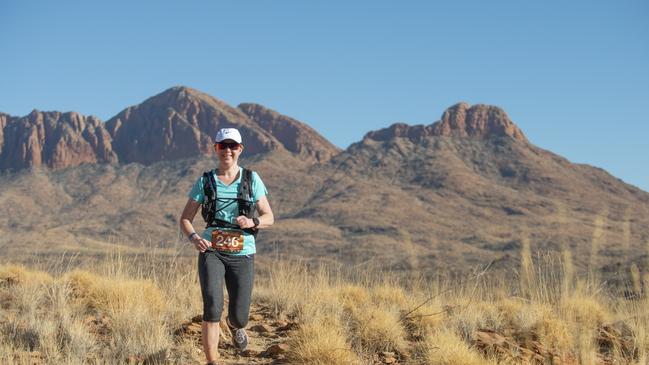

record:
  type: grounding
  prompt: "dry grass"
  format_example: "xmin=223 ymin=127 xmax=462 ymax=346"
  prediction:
xmin=2 ymin=244 xmax=649 ymax=364
xmin=286 ymin=314 xmax=362 ymax=365
xmin=416 ymin=329 xmax=498 ymax=365
xmin=0 ymin=251 xmax=198 ymax=364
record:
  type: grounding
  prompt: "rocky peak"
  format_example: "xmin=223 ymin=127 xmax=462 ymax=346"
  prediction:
xmin=148 ymin=85 xmax=209 ymax=103
xmin=238 ymin=103 xmax=340 ymax=163
xmin=105 ymin=86 xmax=280 ymax=164
xmin=0 ymin=110 xmax=117 ymax=170
xmin=433 ymin=103 xmax=527 ymax=142
xmin=138 ymin=86 xmax=235 ymax=118
xmin=364 ymin=102 xmax=528 ymax=144
xmin=106 ymin=86 xmax=240 ymax=137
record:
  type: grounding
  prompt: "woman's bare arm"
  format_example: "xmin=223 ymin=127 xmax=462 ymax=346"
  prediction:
xmin=254 ymin=195 xmax=274 ymax=228
xmin=179 ymin=198 xmax=210 ymax=252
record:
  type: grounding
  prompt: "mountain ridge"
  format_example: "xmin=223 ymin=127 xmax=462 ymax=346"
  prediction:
xmin=364 ymin=102 xmax=527 ymax=143
xmin=237 ymin=102 xmax=340 ymax=163
xmin=0 ymin=86 xmax=340 ymax=169
xmin=1 ymin=86 xmax=648 ymax=276
xmin=0 ymin=110 xmax=117 ymax=170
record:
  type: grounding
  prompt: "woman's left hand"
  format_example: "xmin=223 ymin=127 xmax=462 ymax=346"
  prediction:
xmin=235 ymin=215 xmax=254 ymax=228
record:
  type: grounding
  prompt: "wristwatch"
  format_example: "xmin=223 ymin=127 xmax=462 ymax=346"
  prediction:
xmin=252 ymin=217 xmax=260 ymax=228
xmin=188 ymin=232 xmax=199 ymax=242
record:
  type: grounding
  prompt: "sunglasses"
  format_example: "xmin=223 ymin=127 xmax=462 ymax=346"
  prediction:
xmin=216 ymin=141 xmax=241 ymax=150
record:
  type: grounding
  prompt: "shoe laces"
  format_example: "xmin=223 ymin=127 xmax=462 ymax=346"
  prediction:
xmin=234 ymin=328 xmax=246 ymax=343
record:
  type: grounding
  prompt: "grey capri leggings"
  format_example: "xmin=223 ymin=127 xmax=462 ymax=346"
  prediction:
xmin=198 ymin=250 xmax=254 ymax=326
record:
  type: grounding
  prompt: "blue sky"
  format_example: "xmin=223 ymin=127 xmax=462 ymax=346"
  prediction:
xmin=1 ymin=0 xmax=648 ymax=191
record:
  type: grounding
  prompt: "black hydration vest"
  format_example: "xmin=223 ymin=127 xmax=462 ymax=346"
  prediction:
xmin=201 ymin=168 xmax=258 ymax=237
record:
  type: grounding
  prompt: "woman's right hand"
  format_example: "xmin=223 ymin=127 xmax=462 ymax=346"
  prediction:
xmin=191 ymin=235 xmax=211 ymax=252
xmin=180 ymin=199 xmax=210 ymax=252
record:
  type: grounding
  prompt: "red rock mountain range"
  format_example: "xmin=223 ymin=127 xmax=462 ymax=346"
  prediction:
xmin=0 ymin=86 xmax=545 ymax=172
xmin=0 ymin=87 xmax=339 ymax=170
xmin=2 ymin=86 xmax=648 ymax=275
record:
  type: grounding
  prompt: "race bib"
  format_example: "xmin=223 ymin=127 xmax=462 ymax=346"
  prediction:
xmin=211 ymin=229 xmax=244 ymax=253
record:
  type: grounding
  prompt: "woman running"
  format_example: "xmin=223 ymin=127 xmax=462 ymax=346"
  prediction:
xmin=179 ymin=127 xmax=274 ymax=365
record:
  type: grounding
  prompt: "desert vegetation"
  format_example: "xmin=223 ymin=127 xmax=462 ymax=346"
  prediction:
xmin=1 ymin=242 xmax=649 ymax=365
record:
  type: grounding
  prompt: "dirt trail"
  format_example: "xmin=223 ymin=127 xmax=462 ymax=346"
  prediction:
xmin=175 ymin=303 xmax=294 ymax=365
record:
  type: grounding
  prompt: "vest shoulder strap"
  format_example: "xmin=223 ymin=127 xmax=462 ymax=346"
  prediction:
xmin=202 ymin=169 xmax=218 ymax=201
xmin=237 ymin=168 xmax=254 ymax=202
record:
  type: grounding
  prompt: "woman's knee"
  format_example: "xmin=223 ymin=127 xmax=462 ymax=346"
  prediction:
xmin=228 ymin=311 xmax=248 ymax=328
xmin=227 ymin=299 xmax=251 ymax=328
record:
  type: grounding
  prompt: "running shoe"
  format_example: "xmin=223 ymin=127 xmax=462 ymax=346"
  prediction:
xmin=227 ymin=319 xmax=248 ymax=351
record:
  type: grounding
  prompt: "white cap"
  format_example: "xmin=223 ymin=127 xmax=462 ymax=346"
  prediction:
xmin=214 ymin=128 xmax=242 ymax=143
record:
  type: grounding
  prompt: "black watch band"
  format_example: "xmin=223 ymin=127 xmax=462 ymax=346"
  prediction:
xmin=252 ymin=217 xmax=260 ymax=228
xmin=188 ymin=232 xmax=199 ymax=241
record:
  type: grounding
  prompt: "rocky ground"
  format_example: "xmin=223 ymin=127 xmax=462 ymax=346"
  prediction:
xmin=173 ymin=302 xmax=295 ymax=365
xmin=172 ymin=307 xmax=634 ymax=365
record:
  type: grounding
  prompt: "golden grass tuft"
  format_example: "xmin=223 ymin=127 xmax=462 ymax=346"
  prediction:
xmin=338 ymin=284 xmax=371 ymax=309
xmin=62 ymin=269 xmax=169 ymax=358
xmin=403 ymin=294 xmax=447 ymax=335
xmin=418 ymin=329 xmax=497 ymax=365
xmin=0 ymin=264 xmax=53 ymax=287
xmin=286 ymin=315 xmax=361 ymax=365
xmin=1 ymin=258 xmax=178 ymax=363
xmin=334 ymin=283 xmax=409 ymax=354
xmin=370 ymin=282 xmax=409 ymax=308
xmin=347 ymin=302 xmax=408 ymax=353
xmin=536 ymin=315 xmax=574 ymax=354
xmin=560 ymin=294 xmax=610 ymax=327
